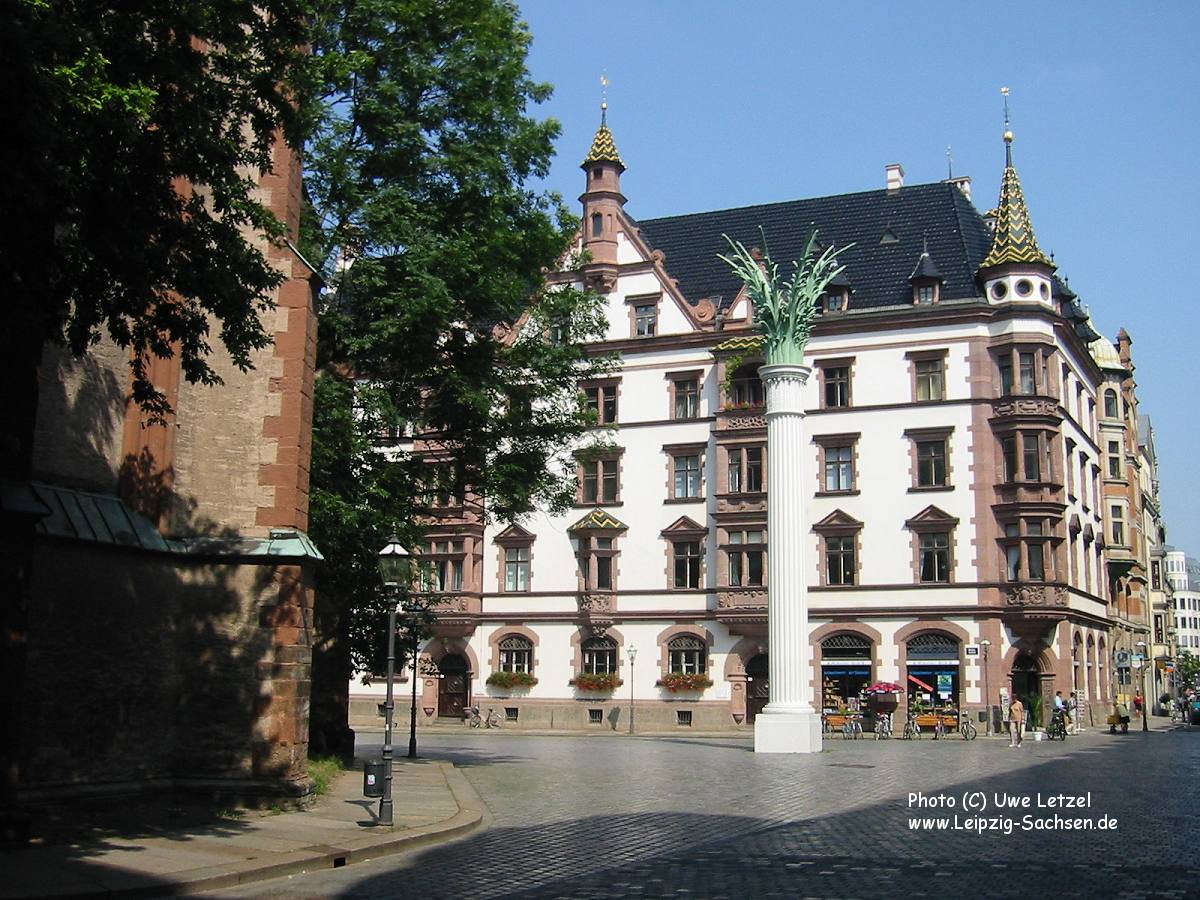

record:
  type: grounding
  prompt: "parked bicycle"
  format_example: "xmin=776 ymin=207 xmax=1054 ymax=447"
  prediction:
xmin=465 ymin=706 xmax=501 ymax=729
xmin=902 ymin=709 xmax=921 ymax=740
xmin=842 ymin=715 xmax=863 ymax=740
xmin=874 ymin=711 xmax=893 ymax=740
xmin=958 ymin=709 xmax=978 ymax=741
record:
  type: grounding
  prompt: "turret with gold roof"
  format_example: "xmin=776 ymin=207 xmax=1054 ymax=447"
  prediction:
xmin=579 ymin=92 xmax=627 ymax=292
xmin=977 ymin=89 xmax=1056 ymax=307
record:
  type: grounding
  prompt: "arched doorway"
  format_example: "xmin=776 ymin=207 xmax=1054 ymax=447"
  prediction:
xmin=438 ymin=653 xmax=469 ymax=718
xmin=746 ymin=654 xmax=769 ymax=722
xmin=1010 ymin=651 xmax=1041 ymax=723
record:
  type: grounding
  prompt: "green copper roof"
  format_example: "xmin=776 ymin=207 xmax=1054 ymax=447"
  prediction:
xmin=978 ymin=138 xmax=1053 ymax=271
xmin=582 ymin=122 xmax=624 ymax=170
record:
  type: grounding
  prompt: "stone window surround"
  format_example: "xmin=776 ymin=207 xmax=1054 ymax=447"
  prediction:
xmin=488 ymin=625 xmax=540 ymax=675
xmin=719 ymin=440 xmax=767 ymax=496
xmin=580 ymin=376 xmax=622 ymax=425
xmin=570 ymin=626 xmax=627 ymax=677
xmin=812 ymin=511 xmax=863 ymax=587
xmin=655 ymin=623 xmax=715 ymax=678
xmin=574 ymin=447 xmax=625 ymax=506
xmin=815 ymin=356 xmax=855 ymax=409
xmin=1102 ymin=387 xmax=1120 ymax=420
xmin=812 ymin=432 xmax=861 ymax=496
xmin=1108 ymin=500 xmax=1129 ymax=548
xmin=996 ymin=513 xmax=1061 ymax=582
xmin=661 ymin=517 xmax=708 ymax=591
xmin=895 ymin=620 xmax=974 ymax=702
xmin=995 ymin=424 xmax=1057 ymax=485
xmin=719 ymin=524 xmax=767 ymax=589
xmin=905 ymin=348 xmax=949 ymax=403
xmin=420 ymin=532 xmax=470 ymax=593
xmin=665 ymin=368 xmax=705 ymax=420
xmin=904 ymin=426 xmax=954 ymax=492
xmin=989 ymin=337 xmax=1057 ymax=398
xmin=663 ymin=441 xmax=708 ymax=502
xmin=494 ymin=526 xmax=535 ymax=594
xmin=571 ymin=518 xmax=626 ymax=593
xmin=626 ymin=292 xmax=662 ymax=338
xmin=1064 ymin=437 xmax=1076 ymax=499
xmin=905 ymin=507 xmax=960 ymax=584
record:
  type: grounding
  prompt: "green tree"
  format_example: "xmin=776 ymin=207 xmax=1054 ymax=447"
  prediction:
xmin=300 ymin=0 xmax=611 ymax=752
xmin=1177 ymin=650 xmax=1199 ymax=691
xmin=0 ymin=0 xmax=309 ymax=838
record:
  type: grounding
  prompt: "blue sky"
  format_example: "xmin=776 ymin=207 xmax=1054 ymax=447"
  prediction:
xmin=518 ymin=0 xmax=1200 ymax=555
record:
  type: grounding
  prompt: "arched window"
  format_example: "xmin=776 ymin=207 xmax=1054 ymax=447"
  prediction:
xmin=905 ymin=631 xmax=962 ymax=707
xmin=906 ymin=632 xmax=960 ymax=659
xmin=821 ymin=633 xmax=872 ymax=659
xmin=498 ymin=635 xmax=532 ymax=673
xmin=1104 ymin=388 xmax=1119 ymax=419
xmin=582 ymin=636 xmax=617 ymax=675
xmin=819 ymin=633 xmax=873 ymax=709
xmin=668 ymin=635 xmax=707 ymax=674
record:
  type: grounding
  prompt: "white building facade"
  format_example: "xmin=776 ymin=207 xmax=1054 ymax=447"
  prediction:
xmin=352 ymin=118 xmax=1134 ymax=732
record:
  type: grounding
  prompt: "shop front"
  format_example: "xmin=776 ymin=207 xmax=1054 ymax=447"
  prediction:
xmin=905 ymin=631 xmax=961 ymax=709
xmin=820 ymin=633 xmax=873 ymax=711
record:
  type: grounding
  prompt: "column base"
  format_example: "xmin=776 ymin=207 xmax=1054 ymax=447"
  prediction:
xmin=753 ymin=708 xmax=823 ymax=754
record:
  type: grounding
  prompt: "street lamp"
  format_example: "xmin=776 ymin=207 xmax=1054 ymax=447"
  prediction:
xmin=1136 ymin=641 xmax=1149 ymax=732
xmin=980 ymin=640 xmax=992 ymax=736
xmin=627 ymin=645 xmax=637 ymax=735
xmin=376 ymin=536 xmax=410 ymax=827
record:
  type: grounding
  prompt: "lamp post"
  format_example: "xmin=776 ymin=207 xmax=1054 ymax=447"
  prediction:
xmin=1137 ymin=640 xmax=1149 ymax=732
xmin=627 ymin=645 xmax=637 ymax=734
xmin=980 ymin=640 xmax=992 ymax=736
xmin=376 ymin=536 xmax=411 ymax=827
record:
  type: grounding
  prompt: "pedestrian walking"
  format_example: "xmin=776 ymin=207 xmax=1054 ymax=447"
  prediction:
xmin=1009 ymin=695 xmax=1025 ymax=748
xmin=1067 ymin=690 xmax=1078 ymax=734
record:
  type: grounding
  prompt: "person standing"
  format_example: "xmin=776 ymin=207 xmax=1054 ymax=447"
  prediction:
xmin=1009 ymin=695 xmax=1025 ymax=748
xmin=1067 ymin=690 xmax=1078 ymax=734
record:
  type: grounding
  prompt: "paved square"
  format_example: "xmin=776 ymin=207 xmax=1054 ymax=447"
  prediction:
xmin=209 ymin=727 xmax=1200 ymax=898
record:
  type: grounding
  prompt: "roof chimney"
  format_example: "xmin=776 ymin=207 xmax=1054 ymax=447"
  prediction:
xmin=946 ymin=175 xmax=972 ymax=202
xmin=886 ymin=163 xmax=905 ymax=194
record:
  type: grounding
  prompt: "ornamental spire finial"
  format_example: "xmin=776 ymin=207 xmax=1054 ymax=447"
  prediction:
xmin=581 ymin=75 xmax=624 ymax=171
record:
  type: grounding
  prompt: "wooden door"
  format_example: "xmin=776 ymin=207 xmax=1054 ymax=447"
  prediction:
xmin=438 ymin=654 xmax=469 ymax=718
xmin=746 ymin=654 xmax=769 ymax=722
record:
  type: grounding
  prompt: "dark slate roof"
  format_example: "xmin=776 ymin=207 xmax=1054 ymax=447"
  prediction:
xmin=634 ymin=182 xmax=993 ymax=311
xmin=909 ymin=249 xmax=943 ymax=282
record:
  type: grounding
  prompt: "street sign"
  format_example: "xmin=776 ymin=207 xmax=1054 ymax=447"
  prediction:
xmin=966 ymin=645 xmax=980 ymax=657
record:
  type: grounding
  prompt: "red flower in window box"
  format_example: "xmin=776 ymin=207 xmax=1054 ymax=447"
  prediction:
xmin=658 ymin=672 xmax=713 ymax=693
xmin=572 ymin=672 xmax=623 ymax=692
xmin=486 ymin=671 xmax=537 ymax=689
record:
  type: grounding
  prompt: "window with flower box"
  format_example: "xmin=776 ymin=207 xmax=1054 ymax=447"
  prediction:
xmin=582 ymin=636 xmax=618 ymax=675
xmin=499 ymin=635 xmax=532 ymax=673
xmin=668 ymin=635 xmax=707 ymax=674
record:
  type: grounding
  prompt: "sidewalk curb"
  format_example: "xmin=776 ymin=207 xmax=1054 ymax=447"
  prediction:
xmin=10 ymin=762 xmax=486 ymax=899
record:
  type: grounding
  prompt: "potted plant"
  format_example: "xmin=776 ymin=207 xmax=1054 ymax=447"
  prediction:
xmin=658 ymin=672 xmax=713 ymax=693
xmin=485 ymin=671 xmax=537 ymax=689
xmin=573 ymin=672 xmax=623 ymax=692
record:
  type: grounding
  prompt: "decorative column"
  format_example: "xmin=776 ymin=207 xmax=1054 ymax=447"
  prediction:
xmin=754 ymin=363 xmax=822 ymax=753
xmin=721 ymin=228 xmax=849 ymax=755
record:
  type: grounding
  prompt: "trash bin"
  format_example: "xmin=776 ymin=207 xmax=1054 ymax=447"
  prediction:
xmin=363 ymin=759 xmax=387 ymax=798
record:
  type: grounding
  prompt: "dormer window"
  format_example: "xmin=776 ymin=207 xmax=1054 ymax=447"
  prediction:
xmin=818 ymin=289 xmax=847 ymax=314
xmin=914 ymin=283 xmax=937 ymax=305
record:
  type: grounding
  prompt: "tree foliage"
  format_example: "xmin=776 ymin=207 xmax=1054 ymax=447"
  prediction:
xmin=0 ymin=0 xmax=310 ymax=445
xmin=301 ymin=0 xmax=612 ymax=682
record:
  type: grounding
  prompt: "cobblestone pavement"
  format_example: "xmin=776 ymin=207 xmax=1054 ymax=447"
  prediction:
xmin=207 ymin=726 xmax=1200 ymax=899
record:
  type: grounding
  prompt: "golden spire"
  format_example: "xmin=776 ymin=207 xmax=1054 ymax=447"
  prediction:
xmin=582 ymin=73 xmax=625 ymax=170
xmin=979 ymin=87 xmax=1053 ymax=270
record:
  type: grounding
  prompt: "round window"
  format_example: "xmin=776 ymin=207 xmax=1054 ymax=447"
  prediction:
xmin=1040 ymin=283 xmax=1050 ymax=300
xmin=1016 ymin=279 xmax=1033 ymax=297
xmin=992 ymin=282 xmax=1008 ymax=300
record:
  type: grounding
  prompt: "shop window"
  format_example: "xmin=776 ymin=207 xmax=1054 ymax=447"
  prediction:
xmin=906 ymin=632 xmax=961 ymax=708
xmin=820 ymin=633 xmax=873 ymax=711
